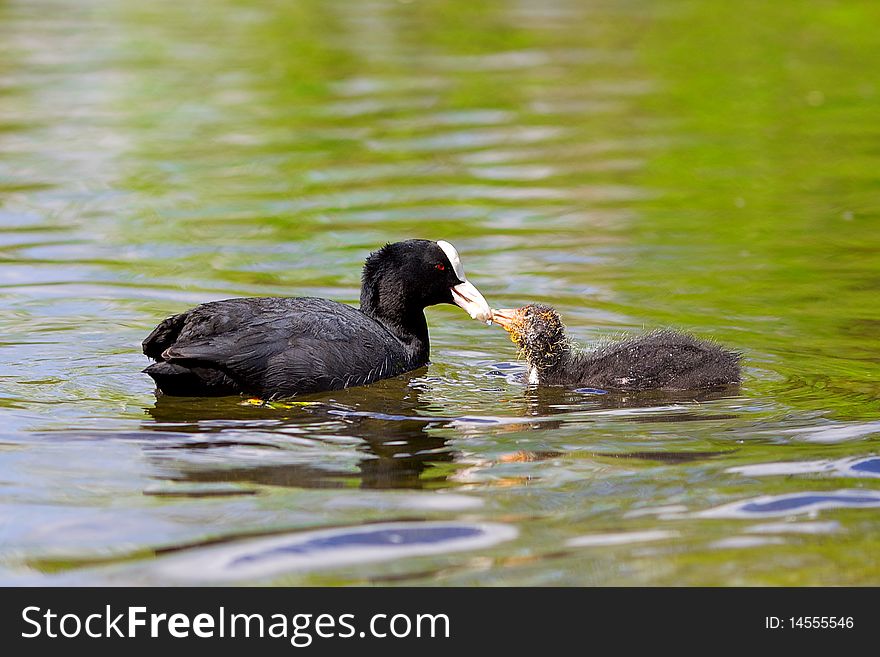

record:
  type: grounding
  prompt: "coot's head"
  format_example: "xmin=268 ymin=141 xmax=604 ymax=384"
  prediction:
xmin=360 ymin=239 xmax=491 ymax=324
xmin=492 ymin=304 xmax=570 ymax=374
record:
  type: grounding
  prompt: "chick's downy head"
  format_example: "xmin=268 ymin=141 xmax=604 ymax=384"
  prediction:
xmin=492 ymin=304 xmax=569 ymax=372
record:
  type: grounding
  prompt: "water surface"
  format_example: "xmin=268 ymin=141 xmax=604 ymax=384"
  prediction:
xmin=1 ymin=0 xmax=879 ymax=585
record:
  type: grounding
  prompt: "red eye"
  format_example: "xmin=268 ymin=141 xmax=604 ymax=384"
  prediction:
xmin=435 ymin=264 xmax=445 ymax=271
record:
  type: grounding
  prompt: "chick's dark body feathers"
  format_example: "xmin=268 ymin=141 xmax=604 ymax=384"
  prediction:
xmin=546 ymin=329 xmax=741 ymax=391
xmin=503 ymin=304 xmax=741 ymax=391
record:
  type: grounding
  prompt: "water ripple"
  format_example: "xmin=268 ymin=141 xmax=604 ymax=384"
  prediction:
xmin=566 ymin=529 xmax=677 ymax=548
xmin=728 ymin=455 xmax=880 ymax=478
xmin=697 ymin=490 xmax=880 ymax=519
xmin=158 ymin=521 xmax=518 ymax=581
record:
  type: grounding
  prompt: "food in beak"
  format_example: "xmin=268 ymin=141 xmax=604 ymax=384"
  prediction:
xmin=451 ymin=280 xmax=492 ymax=323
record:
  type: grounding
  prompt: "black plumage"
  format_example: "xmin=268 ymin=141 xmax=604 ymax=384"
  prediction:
xmin=143 ymin=240 xmax=490 ymax=399
xmin=492 ymin=304 xmax=741 ymax=391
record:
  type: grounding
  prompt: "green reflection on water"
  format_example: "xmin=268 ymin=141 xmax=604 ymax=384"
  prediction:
xmin=0 ymin=0 xmax=878 ymax=585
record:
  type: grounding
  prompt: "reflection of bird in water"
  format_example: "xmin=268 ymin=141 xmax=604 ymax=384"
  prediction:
xmin=520 ymin=383 xmax=742 ymax=422
xmin=142 ymin=376 xmax=458 ymax=491
xmin=475 ymin=377 xmax=742 ymax=466
xmin=141 ymin=357 xmax=743 ymax=494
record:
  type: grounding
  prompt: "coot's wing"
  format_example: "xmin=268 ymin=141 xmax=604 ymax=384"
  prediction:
xmin=157 ymin=298 xmax=408 ymax=397
xmin=143 ymin=298 xmax=270 ymax=362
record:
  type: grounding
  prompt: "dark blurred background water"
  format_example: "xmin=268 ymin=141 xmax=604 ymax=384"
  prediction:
xmin=1 ymin=0 xmax=879 ymax=584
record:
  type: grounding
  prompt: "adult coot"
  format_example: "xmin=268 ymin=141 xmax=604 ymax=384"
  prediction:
xmin=143 ymin=240 xmax=491 ymax=398
xmin=491 ymin=304 xmax=740 ymax=390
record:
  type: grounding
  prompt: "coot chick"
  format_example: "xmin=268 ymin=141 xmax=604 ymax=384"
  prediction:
xmin=143 ymin=240 xmax=491 ymax=399
xmin=491 ymin=304 xmax=740 ymax=390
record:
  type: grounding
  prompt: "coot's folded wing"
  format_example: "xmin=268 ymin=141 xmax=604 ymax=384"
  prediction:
xmin=157 ymin=297 xmax=409 ymax=397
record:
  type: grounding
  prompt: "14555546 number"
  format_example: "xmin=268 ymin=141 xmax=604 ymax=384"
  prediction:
xmin=790 ymin=617 xmax=853 ymax=629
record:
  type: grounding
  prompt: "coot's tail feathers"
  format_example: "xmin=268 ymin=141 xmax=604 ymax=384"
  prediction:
xmin=160 ymin=339 xmax=238 ymax=364
xmin=143 ymin=361 xmax=241 ymax=397
xmin=142 ymin=311 xmax=189 ymax=361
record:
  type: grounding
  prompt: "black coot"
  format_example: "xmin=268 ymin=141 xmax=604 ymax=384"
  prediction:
xmin=143 ymin=240 xmax=491 ymax=398
xmin=491 ymin=304 xmax=740 ymax=390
